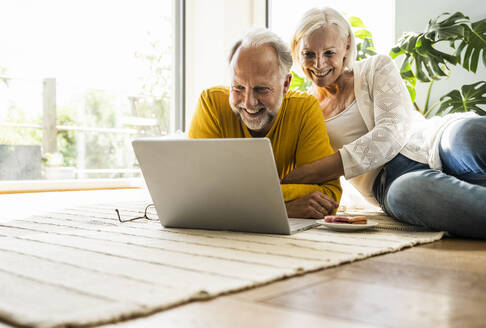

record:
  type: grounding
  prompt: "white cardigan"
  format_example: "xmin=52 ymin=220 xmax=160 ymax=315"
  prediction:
xmin=340 ymin=54 xmax=475 ymax=179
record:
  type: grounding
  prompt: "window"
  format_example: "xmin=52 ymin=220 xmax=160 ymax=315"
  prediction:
xmin=0 ymin=0 xmax=181 ymax=186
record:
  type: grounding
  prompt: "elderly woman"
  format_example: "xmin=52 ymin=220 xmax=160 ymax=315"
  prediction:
xmin=283 ymin=7 xmax=486 ymax=238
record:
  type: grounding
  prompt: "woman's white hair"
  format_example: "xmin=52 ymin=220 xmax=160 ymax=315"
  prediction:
xmin=291 ymin=7 xmax=356 ymax=69
xmin=228 ymin=28 xmax=293 ymax=79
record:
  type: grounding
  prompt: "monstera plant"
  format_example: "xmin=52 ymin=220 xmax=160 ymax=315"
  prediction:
xmin=390 ymin=12 xmax=486 ymax=117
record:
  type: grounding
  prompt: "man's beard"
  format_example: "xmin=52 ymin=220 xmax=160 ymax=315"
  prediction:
xmin=231 ymin=99 xmax=281 ymax=132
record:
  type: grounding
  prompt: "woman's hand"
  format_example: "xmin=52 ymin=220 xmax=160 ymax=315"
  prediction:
xmin=282 ymin=152 xmax=344 ymax=185
xmin=285 ymin=191 xmax=338 ymax=219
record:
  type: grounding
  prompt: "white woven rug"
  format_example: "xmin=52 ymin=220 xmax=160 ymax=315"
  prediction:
xmin=0 ymin=201 xmax=444 ymax=328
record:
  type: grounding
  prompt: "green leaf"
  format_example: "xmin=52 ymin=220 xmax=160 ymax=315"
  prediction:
xmin=347 ymin=14 xmax=376 ymax=61
xmin=406 ymin=85 xmax=417 ymax=103
xmin=356 ymin=38 xmax=377 ymax=61
xmin=354 ymin=29 xmax=372 ymax=40
xmin=421 ymin=56 xmax=439 ymax=80
xmin=483 ymin=42 xmax=486 ymax=68
xmin=457 ymin=18 xmax=486 ymax=72
xmin=436 ymin=81 xmax=486 ymax=116
xmin=399 ymin=56 xmax=412 ymax=74
xmin=391 ymin=12 xmax=471 ymax=82
xmin=403 ymin=33 xmax=420 ymax=53
xmin=0 ymin=74 xmax=8 ymax=86
xmin=454 ymin=39 xmax=467 ymax=60
xmin=349 ymin=16 xmax=365 ymax=28
xmin=389 ymin=47 xmax=405 ymax=59
xmin=289 ymin=71 xmax=312 ymax=92
xmin=429 ymin=59 xmax=449 ymax=77
xmin=414 ymin=56 xmax=431 ymax=82
xmin=425 ymin=12 xmax=469 ymax=41
xmin=470 ymin=48 xmax=481 ymax=73
xmin=362 ymin=39 xmax=376 ymax=55
xmin=462 ymin=41 xmax=474 ymax=70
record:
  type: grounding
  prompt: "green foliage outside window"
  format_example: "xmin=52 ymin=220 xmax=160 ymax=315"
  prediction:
xmin=0 ymin=105 xmax=42 ymax=145
xmin=0 ymin=16 xmax=172 ymax=178
xmin=56 ymin=106 xmax=77 ymax=167
xmin=0 ymin=66 xmax=9 ymax=86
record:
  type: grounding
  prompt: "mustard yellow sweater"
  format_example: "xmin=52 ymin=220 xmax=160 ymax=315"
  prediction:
xmin=188 ymin=87 xmax=342 ymax=205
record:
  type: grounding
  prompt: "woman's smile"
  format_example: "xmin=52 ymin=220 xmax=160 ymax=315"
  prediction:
xmin=310 ymin=68 xmax=333 ymax=78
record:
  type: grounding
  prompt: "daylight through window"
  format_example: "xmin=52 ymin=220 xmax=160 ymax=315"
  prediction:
xmin=0 ymin=0 xmax=177 ymax=182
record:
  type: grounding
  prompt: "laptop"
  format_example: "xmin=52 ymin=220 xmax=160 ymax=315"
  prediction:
xmin=132 ymin=137 xmax=319 ymax=234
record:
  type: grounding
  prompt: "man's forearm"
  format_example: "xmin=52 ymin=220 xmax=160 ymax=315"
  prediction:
xmin=281 ymin=179 xmax=341 ymax=202
xmin=281 ymin=184 xmax=322 ymax=202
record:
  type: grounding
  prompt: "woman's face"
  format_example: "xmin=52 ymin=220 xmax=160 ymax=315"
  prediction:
xmin=298 ymin=25 xmax=349 ymax=88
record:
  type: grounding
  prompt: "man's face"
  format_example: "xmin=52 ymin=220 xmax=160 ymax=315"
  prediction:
xmin=229 ymin=45 xmax=290 ymax=136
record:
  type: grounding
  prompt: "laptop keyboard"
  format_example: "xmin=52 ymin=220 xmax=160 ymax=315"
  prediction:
xmin=288 ymin=218 xmax=319 ymax=233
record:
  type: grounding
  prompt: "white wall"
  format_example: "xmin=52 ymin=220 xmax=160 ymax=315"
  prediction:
xmin=394 ymin=0 xmax=486 ymax=112
xmin=185 ymin=0 xmax=266 ymax=131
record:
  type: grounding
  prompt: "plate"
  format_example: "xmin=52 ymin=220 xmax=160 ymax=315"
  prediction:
xmin=315 ymin=219 xmax=378 ymax=232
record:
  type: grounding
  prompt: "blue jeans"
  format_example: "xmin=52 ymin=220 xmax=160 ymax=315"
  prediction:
xmin=373 ymin=117 xmax=486 ymax=239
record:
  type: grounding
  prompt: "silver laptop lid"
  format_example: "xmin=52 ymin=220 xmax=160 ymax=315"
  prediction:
xmin=132 ymin=138 xmax=292 ymax=234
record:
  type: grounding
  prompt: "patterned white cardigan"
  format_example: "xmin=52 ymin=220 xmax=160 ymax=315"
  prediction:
xmin=339 ymin=54 xmax=474 ymax=179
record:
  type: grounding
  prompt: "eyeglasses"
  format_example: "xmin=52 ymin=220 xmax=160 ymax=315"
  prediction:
xmin=115 ymin=203 xmax=159 ymax=223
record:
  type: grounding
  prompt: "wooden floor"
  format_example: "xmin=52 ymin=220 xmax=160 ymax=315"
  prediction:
xmin=1 ymin=190 xmax=485 ymax=328
xmin=98 ymin=237 xmax=486 ymax=328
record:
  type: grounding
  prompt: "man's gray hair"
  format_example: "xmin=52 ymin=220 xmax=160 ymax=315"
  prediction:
xmin=228 ymin=28 xmax=293 ymax=79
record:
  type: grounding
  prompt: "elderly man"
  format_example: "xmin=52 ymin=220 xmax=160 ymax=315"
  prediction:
xmin=188 ymin=28 xmax=341 ymax=219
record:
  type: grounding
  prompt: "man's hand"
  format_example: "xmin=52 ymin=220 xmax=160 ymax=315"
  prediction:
xmin=285 ymin=191 xmax=339 ymax=219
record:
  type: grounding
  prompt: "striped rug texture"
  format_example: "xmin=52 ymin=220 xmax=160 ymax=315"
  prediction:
xmin=0 ymin=201 xmax=444 ymax=328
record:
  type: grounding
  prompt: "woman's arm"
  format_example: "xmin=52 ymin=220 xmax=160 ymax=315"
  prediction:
xmin=286 ymin=55 xmax=417 ymax=183
xmin=282 ymin=151 xmax=344 ymax=184
xmin=338 ymin=55 xmax=416 ymax=179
